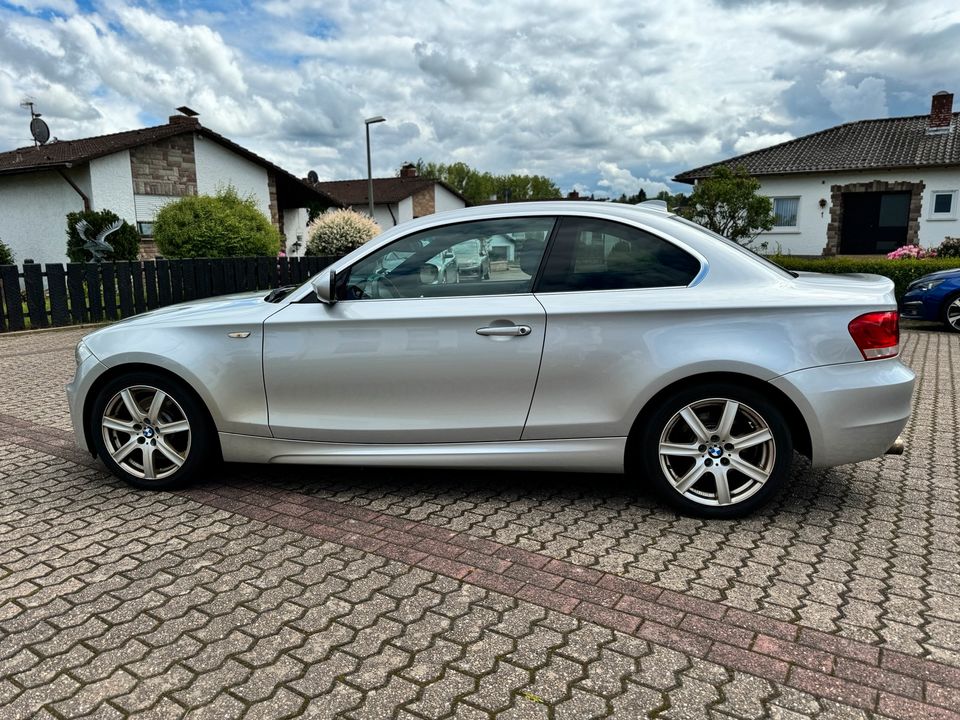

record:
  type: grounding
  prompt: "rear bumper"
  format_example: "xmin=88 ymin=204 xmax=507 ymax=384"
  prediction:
xmin=770 ymin=358 xmax=915 ymax=468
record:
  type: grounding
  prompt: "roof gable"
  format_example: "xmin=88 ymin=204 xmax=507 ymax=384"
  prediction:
xmin=313 ymin=176 xmax=467 ymax=206
xmin=0 ymin=118 xmax=341 ymax=207
xmin=674 ymin=112 xmax=960 ymax=183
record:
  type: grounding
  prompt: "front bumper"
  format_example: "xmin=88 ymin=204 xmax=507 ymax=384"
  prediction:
xmin=66 ymin=351 xmax=110 ymax=453
xmin=770 ymin=358 xmax=915 ymax=468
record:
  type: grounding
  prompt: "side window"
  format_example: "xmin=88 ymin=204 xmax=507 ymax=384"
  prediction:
xmin=340 ymin=217 xmax=556 ymax=300
xmin=537 ymin=217 xmax=700 ymax=293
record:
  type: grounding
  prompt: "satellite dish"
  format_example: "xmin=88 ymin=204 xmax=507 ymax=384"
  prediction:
xmin=307 ymin=170 xmax=319 ymax=183
xmin=30 ymin=117 xmax=50 ymax=145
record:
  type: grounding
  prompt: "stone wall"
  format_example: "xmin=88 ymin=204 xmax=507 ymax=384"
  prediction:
xmin=267 ymin=171 xmax=281 ymax=232
xmin=824 ymin=180 xmax=924 ymax=255
xmin=129 ymin=135 xmax=197 ymax=197
xmin=412 ymin=186 xmax=435 ymax=218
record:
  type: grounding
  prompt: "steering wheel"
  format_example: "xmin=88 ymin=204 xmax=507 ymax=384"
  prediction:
xmin=374 ymin=275 xmax=402 ymax=299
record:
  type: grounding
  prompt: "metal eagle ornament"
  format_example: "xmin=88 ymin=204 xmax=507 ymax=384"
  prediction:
xmin=76 ymin=218 xmax=123 ymax=262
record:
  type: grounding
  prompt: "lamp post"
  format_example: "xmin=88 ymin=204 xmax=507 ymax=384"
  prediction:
xmin=364 ymin=115 xmax=386 ymax=218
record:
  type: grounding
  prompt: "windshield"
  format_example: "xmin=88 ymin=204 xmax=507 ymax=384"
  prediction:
xmin=670 ymin=216 xmax=798 ymax=278
xmin=452 ymin=239 xmax=481 ymax=257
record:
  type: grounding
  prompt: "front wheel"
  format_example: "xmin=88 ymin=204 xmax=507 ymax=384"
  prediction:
xmin=941 ymin=293 xmax=960 ymax=333
xmin=90 ymin=372 xmax=214 ymax=490
xmin=635 ymin=383 xmax=792 ymax=518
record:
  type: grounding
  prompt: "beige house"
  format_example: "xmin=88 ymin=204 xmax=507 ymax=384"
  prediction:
xmin=312 ymin=164 xmax=467 ymax=229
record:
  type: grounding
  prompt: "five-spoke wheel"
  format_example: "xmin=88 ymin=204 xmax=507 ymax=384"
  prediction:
xmin=638 ymin=383 xmax=792 ymax=517
xmin=91 ymin=372 xmax=213 ymax=489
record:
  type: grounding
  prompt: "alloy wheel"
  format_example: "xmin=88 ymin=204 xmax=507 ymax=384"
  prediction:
xmin=101 ymin=385 xmax=191 ymax=480
xmin=947 ymin=297 xmax=960 ymax=331
xmin=658 ymin=398 xmax=776 ymax=507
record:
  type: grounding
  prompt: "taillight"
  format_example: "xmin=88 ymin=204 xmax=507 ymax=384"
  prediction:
xmin=848 ymin=311 xmax=899 ymax=360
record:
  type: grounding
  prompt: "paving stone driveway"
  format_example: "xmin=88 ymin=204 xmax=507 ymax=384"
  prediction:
xmin=0 ymin=326 xmax=957 ymax=719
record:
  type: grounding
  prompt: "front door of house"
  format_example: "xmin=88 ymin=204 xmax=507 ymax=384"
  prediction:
xmin=840 ymin=192 xmax=910 ymax=254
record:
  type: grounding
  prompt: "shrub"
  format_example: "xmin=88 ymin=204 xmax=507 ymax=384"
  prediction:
xmin=886 ymin=244 xmax=936 ymax=259
xmin=305 ymin=209 xmax=380 ymax=256
xmin=770 ymin=255 xmax=960 ymax=299
xmin=936 ymin=237 xmax=960 ymax=258
xmin=66 ymin=209 xmax=140 ymax=263
xmin=0 ymin=237 xmax=13 ymax=265
xmin=153 ymin=187 xmax=282 ymax=258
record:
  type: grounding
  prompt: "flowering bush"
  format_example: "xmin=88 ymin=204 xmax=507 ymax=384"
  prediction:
xmin=936 ymin=237 xmax=960 ymax=258
xmin=305 ymin=209 xmax=381 ymax=256
xmin=886 ymin=244 xmax=936 ymax=260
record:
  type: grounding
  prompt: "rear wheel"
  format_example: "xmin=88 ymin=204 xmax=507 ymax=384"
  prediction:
xmin=90 ymin=372 xmax=214 ymax=489
xmin=636 ymin=383 xmax=792 ymax=518
xmin=941 ymin=293 xmax=960 ymax=332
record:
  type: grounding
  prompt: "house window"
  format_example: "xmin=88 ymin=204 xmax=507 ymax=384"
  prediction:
xmin=137 ymin=221 xmax=154 ymax=237
xmin=930 ymin=190 xmax=957 ymax=220
xmin=772 ymin=197 xmax=800 ymax=227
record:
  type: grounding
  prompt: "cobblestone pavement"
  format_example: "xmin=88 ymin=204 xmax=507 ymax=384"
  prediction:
xmin=0 ymin=326 xmax=957 ymax=719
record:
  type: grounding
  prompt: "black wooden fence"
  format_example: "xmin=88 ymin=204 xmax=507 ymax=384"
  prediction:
xmin=0 ymin=255 xmax=339 ymax=333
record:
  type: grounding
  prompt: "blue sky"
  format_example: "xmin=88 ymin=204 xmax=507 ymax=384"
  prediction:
xmin=0 ymin=0 xmax=958 ymax=196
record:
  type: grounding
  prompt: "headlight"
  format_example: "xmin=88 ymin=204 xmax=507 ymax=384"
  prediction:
xmin=909 ymin=278 xmax=945 ymax=293
xmin=75 ymin=340 xmax=93 ymax=367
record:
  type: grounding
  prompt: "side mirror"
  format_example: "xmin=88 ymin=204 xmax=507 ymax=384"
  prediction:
xmin=312 ymin=270 xmax=337 ymax=304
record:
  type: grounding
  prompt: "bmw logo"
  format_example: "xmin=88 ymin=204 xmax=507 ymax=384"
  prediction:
xmin=707 ymin=447 xmax=723 ymax=458
xmin=143 ymin=427 xmax=155 ymax=439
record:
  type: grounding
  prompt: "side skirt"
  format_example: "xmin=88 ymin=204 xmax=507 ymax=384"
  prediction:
xmin=218 ymin=434 xmax=627 ymax=473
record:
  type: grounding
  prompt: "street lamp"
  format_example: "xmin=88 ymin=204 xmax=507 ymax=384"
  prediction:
xmin=364 ymin=115 xmax=386 ymax=218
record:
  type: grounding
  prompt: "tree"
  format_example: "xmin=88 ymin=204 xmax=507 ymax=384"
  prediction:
xmin=409 ymin=160 xmax=562 ymax=204
xmin=305 ymin=209 xmax=381 ymax=256
xmin=66 ymin=209 xmax=140 ymax=263
xmin=0 ymin=237 xmax=13 ymax=265
xmin=685 ymin=166 xmax=774 ymax=246
xmin=153 ymin=187 xmax=282 ymax=258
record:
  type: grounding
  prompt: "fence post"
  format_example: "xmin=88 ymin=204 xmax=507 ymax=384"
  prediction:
xmin=23 ymin=262 xmax=48 ymax=328
xmin=46 ymin=264 xmax=70 ymax=326
xmin=67 ymin=264 xmax=85 ymax=323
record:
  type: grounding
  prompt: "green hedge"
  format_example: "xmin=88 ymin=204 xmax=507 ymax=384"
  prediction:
xmin=770 ymin=255 xmax=960 ymax=299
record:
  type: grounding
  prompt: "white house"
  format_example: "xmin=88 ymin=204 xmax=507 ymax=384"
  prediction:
xmin=0 ymin=110 xmax=340 ymax=265
xmin=313 ymin=163 xmax=467 ymax=230
xmin=674 ymin=91 xmax=960 ymax=255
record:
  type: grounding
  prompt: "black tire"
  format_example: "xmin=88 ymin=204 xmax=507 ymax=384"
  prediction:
xmin=940 ymin=292 xmax=960 ymax=333
xmin=634 ymin=382 xmax=793 ymax=518
xmin=89 ymin=371 xmax=215 ymax=490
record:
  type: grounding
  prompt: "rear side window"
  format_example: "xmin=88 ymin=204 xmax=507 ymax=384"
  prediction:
xmin=537 ymin=217 xmax=701 ymax=292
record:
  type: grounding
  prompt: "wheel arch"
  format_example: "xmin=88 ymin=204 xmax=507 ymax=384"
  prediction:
xmin=82 ymin=362 xmax=222 ymax=462
xmin=626 ymin=371 xmax=812 ymax=466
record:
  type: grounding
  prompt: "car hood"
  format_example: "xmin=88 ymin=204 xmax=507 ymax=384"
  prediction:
xmin=84 ymin=291 xmax=278 ymax=342
xmin=912 ymin=267 xmax=960 ymax=284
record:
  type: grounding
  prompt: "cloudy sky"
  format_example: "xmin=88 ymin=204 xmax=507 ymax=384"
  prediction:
xmin=0 ymin=0 xmax=958 ymax=197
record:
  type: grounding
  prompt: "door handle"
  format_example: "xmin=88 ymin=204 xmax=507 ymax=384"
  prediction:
xmin=476 ymin=325 xmax=532 ymax=337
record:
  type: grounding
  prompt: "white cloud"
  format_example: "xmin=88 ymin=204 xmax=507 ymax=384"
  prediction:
xmin=595 ymin=162 xmax=671 ymax=198
xmin=0 ymin=0 xmax=957 ymax=191
xmin=733 ymin=131 xmax=795 ymax=154
xmin=818 ymin=70 xmax=888 ymax=121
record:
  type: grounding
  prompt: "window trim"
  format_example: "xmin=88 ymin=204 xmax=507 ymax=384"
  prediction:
xmin=532 ymin=216 xmax=703 ymax=295
xmin=928 ymin=189 xmax=958 ymax=220
xmin=769 ymin=196 xmax=801 ymax=232
xmin=334 ymin=216 xmax=560 ymax=302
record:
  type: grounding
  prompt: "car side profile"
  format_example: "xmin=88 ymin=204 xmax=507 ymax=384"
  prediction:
xmin=67 ymin=201 xmax=915 ymax=518
xmin=899 ymin=267 xmax=960 ymax=331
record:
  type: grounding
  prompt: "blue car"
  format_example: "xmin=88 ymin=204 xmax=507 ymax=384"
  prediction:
xmin=900 ymin=268 xmax=960 ymax=331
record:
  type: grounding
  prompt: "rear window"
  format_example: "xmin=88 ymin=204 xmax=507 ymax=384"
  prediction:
xmin=670 ymin=216 xmax=797 ymax=279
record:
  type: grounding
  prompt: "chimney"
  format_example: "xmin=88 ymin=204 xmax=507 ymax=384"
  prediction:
xmin=400 ymin=162 xmax=418 ymax=178
xmin=927 ymin=91 xmax=953 ymax=133
xmin=169 ymin=114 xmax=199 ymax=127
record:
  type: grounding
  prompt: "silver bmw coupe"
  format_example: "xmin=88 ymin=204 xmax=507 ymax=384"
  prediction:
xmin=67 ymin=201 xmax=915 ymax=518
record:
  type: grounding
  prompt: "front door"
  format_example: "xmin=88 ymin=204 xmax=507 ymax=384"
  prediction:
xmin=263 ymin=216 xmax=556 ymax=444
xmin=840 ymin=192 xmax=910 ymax=254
